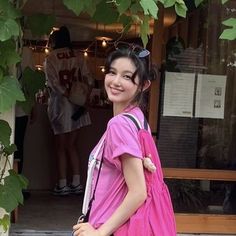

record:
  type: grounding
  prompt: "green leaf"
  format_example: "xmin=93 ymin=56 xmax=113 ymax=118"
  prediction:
xmin=222 ymin=0 xmax=229 ymax=4
xmin=0 ymin=170 xmax=28 ymax=213
xmin=140 ymin=16 xmax=150 ymax=47
xmin=83 ymin=0 xmax=103 ymax=17
xmin=0 ymin=0 xmax=21 ymax=19
xmin=0 ymin=19 xmax=20 ymax=41
xmin=84 ymin=1 xmax=97 ymax=16
xmin=131 ymin=15 xmax=142 ymax=24
xmin=84 ymin=0 xmax=99 ymax=9
xmin=116 ymin=0 xmax=131 ymax=15
xmin=21 ymin=68 xmax=46 ymax=98
xmin=119 ymin=15 xmax=132 ymax=34
xmin=0 ymin=40 xmax=21 ymax=67
xmin=158 ymin=0 xmax=165 ymax=4
xmin=163 ymin=0 xmax=175 ymax=8
xmin=140 ymin=0 xmax=158 ymax=19
xmin=17 ymin=68 xmax=46 ymax=113
xmin=222 ymin=18 xmax=236 ymax=27
xmin=175 ymin=1 xmax=187 ymax=18
xmin=3 ymin=144 xmax=17 ymax=155
xmin=0 ymin=69 xmax=3 ymax=80
xmin=220 ymin=28 xmax=236 ymax=40
xmin=92 ymin=0 xmax=119 ymax=24
xmin=0 ymin=120 xmax=11 ymax=147
xmin=63 ymin=0 xmax=85 ymax=16
xmin=195 ymin=0 xmax=205 ymax=7
xmin=0 ymin=184 xmax=18 ymax=213
xmin=27 ymin=14 xmax=56 ymax=36
xmin=0 ymin=76 xmax=25 ymax=113
xmin=130 ymin=2 xmax=143 ymax=14
xmin=8 ymin=169 xmax=29 ymax=190
xmin=0 ymin=214 xmax=10 ymax=232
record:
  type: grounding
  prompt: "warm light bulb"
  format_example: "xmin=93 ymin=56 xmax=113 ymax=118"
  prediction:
xmin=102 ymin=39 xmax=107 ymax=47
xmin=84 ymin=51 xmax=88 ymax=57
xmin=101 ymin=67 xmax=105 ymax=73
xmin=35 ymin=65 xmax=43 ymax=71
xmin=45 ymin=48 xmax=49 ymax=54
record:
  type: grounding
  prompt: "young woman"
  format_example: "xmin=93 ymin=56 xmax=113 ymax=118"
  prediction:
xmin=72 ymin=46 xmax=175 ymax=236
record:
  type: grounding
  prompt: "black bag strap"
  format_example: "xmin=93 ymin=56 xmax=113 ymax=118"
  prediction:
xmin=84 ymin=143 xmax=105 ymax=220
xmin=123 ymin=113 xmax=148 ymax=131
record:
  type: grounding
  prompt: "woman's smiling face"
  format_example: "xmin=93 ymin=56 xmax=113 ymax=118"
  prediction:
xmin=105 ymin=57 xmax=140 ymax=109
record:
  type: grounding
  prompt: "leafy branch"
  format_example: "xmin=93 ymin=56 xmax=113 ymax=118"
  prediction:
xmin=63 ymin=0 xmax=188 ymax=47
xmin=195 ymin=0 xmax=236 ymax=40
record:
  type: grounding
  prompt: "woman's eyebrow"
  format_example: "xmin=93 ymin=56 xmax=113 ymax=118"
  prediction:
xmin=122 ymin=70 xmax=136 ymax=75
xmin=109 ymin=66 xmax=136 ymax=74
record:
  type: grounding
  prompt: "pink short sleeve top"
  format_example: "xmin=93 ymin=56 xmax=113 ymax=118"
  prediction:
xmin=88 ymin=106 xmax=144 ymax=228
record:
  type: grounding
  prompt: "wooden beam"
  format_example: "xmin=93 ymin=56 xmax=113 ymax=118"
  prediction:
xmin=176 ymin=213 xmax=236 ymax=234
xmin=163 ymin=168 xmax=236 ymax=181
xmin=149 ymin=7 xmax=164 ymax=136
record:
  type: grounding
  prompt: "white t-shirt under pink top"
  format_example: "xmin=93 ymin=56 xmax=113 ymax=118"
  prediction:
xmin=87 ymin=106 xmax=144 ymax=228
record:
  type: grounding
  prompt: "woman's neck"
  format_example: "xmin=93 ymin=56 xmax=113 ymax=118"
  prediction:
xmin=113 ymin=103 xmax=137 ymax=116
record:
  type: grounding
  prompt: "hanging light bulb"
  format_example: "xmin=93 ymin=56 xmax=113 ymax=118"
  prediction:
xmin=45 ymin=47 xmax=50 ymax=54
xmin=101 ymin=67 xmax=105 ymax=73
xmin=35 ymin=65 xmax=43 ymax=71
xmin=102 ymin=39 xmax=107 ymax=47
xmin=84 ymin=51 xmax=88 ymax=57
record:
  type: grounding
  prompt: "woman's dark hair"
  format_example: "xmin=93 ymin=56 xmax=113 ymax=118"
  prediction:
xmin=104 ymin=48 xmax=157 ymax=107
xmin=50 ymin=26 xmax=72 ymax=49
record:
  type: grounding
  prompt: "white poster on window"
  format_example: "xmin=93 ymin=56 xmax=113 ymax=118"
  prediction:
xmin=163 ymin=72 xmax=195 ymax=117
xmin=195 ymin=74 xmax=226 ymax=119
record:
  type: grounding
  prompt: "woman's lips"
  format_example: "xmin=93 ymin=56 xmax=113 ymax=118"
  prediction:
xmin=110 ymin=86 xmax=123 ymax=94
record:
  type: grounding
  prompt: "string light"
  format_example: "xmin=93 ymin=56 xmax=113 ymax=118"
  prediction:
xmin=102 ymin=39 xmax=107 ymax=47
xmin=35 ymin=65 xmax=43 ymax=71
xmin=45 ymin=47 xmax=50 ymax=54
xmin=84 ymin=51 xmax=88 ymax=57
xmin=99 ymin=66 xmax=105 ymax=73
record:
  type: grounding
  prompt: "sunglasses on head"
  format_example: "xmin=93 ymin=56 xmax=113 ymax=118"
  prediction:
xmin=114 ymin=41 xmax=150 ymax=58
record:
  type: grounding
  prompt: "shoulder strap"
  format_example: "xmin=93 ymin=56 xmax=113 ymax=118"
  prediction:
xmin=123 ymin=113 xmax=148 ymax=131
xmin=82 ymin=135 xmax=105 ymax=216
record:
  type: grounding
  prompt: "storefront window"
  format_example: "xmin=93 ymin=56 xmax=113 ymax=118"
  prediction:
xmin=158 ymin=0 xmax=236 ymax=216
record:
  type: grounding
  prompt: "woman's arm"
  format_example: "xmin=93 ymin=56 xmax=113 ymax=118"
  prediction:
xmin=72 ymin=154 xmax=147 ymax=236
xmin=98 ymin=154 xmax=147 ymax=236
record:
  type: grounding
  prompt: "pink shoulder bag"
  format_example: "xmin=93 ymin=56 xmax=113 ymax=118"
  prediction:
xmin=114 ymin=113 xmax=176 ymax=236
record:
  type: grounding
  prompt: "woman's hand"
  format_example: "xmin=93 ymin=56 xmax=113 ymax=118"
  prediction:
xmin=72 ymin=222 xmax=103 ymax=236
xmin=143 ymin=155 xmax=156 ymax=173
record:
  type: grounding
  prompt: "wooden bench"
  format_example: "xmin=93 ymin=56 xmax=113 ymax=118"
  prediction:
xmin=163 ymin=168 xmax=236 ymax=234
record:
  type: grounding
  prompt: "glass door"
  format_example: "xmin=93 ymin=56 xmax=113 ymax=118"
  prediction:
xmin=155 ymin=0 xmax=236 ymax=233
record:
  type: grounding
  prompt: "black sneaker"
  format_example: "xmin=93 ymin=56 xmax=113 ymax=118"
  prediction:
xmin=53 ymin=185 xmax=70 ymax=196
xmin=69 ymin=184 xmax=84 ymax=194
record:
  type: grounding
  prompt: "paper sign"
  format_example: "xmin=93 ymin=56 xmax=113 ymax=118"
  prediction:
xmin=195 ymin=74 xmax=226 ymax=119
xmin=163 ymin=72 xmax=195 ymax=117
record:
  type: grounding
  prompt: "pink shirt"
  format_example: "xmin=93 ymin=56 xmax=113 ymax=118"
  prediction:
xmin=88 ymin=106 xmax=145 ymax=228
